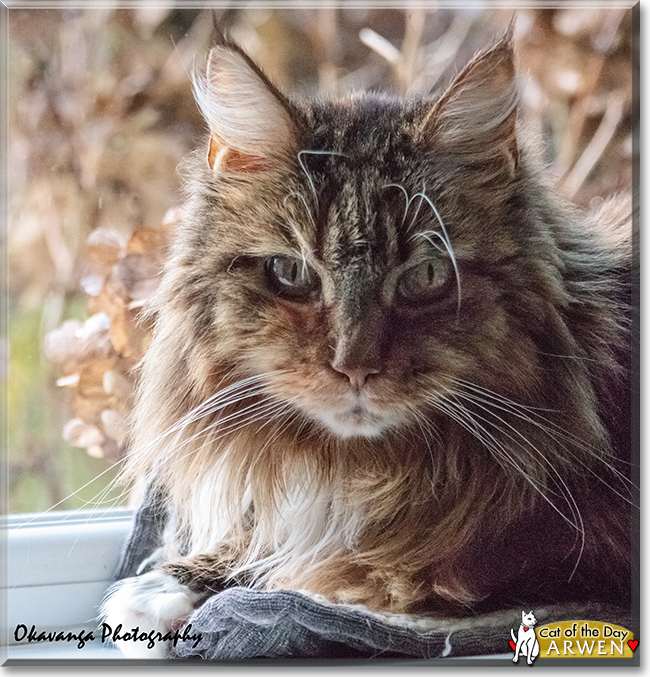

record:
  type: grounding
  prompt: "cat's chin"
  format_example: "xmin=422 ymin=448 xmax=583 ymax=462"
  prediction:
xmin=315 ymin=406 xmax=393 ymax=439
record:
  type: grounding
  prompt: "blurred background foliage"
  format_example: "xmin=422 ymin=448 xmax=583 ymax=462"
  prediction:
xmin=6 ymin=5 xmax=634 ymax=513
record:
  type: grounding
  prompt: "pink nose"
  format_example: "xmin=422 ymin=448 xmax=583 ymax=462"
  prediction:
xmin=331 ymin=360 xmax=381 ymax=390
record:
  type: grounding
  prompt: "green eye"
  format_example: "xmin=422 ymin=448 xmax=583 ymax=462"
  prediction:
xmin=397 ymin=258 xmax=452 ymax=302
xmin=265 ymin=255 xmax=321 ymax=300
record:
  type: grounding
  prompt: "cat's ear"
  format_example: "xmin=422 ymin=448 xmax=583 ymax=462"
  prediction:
xmin=421 ymin=28 xmax=519 ymax=178
xmin=194 ymin=43 xmax=299 ymax=173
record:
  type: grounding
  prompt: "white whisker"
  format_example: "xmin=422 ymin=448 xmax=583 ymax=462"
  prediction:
xmin=135 ymin=371 xmax=287 ymax=459
xmin=408 ymin=193 xmax=426 ymax=231
xmin=447 ymin=392 xmax=586 ymax=559
xmin=432 ymin=395 xmax=584 ymax=545
xmin=297 ymin=149 xmax=347 ymax=209
xmin=447 ymin=376 xmax=635 ymax=499
xmin=382 ymin=183 xmax=410 ymax=227
xmin=160 ymin=400 xmax=295 ymax=476
xmin=411 ymin=189 xmax=462 ymax=315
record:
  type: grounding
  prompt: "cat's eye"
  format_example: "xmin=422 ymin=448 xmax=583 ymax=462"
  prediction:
xmin=265 ymin=255 xmax=321 ymax=300
xmin=397 ymin=258 xmax=452 ymax=303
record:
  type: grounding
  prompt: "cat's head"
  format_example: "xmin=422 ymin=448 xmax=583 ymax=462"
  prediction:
xmin=165 ymin=30 xmax=561 ymax=443
xmin=522 ymin=610 xmax=537 ymax=626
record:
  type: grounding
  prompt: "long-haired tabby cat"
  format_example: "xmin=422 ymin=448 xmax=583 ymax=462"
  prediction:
xmin=102 ymin=27 xmax=632 ymax=658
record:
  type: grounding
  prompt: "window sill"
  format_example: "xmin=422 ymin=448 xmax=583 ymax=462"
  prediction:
xmin=2 ymin=508 xmax=133 ymax=663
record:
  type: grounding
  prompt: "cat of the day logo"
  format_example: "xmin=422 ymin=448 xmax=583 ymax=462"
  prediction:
xmin=510 ymin=611 xmax=540 ymax=664
xmin=509 ymin=614 xmax=637 ymax=663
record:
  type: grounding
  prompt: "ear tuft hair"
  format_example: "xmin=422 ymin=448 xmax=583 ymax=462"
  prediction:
xmin=421 ymin=29 xmax=519 ymax=178
xmin=193 ymin=41 xmax=299 ymax=173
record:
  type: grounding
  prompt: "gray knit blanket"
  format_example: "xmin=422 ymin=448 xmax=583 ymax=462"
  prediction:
xmin=112 ymin=486 xmax=631 ymax=661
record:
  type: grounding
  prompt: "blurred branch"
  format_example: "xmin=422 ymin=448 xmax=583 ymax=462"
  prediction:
xmin=399 ymin=8 xmax=426 ymax=90
xmin=41 ymin=187 xmax=75 ymax=286
xmin=359 ymin=8 xmax=427 ymax=93
xmin=556 ymin=7 xmax=627 ymax=177
xmin=561 ymin=89 xmax=626 ymax=201
xmin=415 ymin=11 xmax=475 ymax=92
xmin=359 ymin=27 xmax=400 ymax=65
xmin=317 ymin=6 xmax=340 ymax=93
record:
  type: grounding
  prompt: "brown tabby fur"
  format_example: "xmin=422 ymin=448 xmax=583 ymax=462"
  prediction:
xmin=122 ymin=29 xmax=632 ymax=615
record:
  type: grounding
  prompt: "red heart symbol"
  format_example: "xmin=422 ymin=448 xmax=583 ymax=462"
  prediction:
xmin=509 ymin=640 xmax=517 ymax=652
xmin=628 ymin=640 xmax=638 ymax=652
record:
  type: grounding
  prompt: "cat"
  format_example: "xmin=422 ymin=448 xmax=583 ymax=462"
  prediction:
xmin=511 ymin=610 xmax=540 ymax=664
xmin=101 ymin=27 xmax=633 ymax=659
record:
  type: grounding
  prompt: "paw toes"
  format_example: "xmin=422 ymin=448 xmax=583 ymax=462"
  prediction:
xmin=100 ymin=570 xmax=200 ymax=659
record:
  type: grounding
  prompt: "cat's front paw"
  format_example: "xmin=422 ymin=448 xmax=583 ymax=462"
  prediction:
xmin=100 ymin=570 xmax=201 ymax=659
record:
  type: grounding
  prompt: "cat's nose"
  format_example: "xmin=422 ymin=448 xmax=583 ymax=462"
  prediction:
xmin=331 ymin=311 xmax=383 ymax=389
xmin=331 ymin=359 xmax=381 ymax=390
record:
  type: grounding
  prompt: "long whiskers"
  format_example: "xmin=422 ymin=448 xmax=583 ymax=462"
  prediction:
xmin=448 ymin=376 xmax=635 ymax=498
xmin=382 ymin=183 xmax=461 ymax=315
xmin=422 ymin=370 xmax=634 ymax=578
xmin=137 ymin=372 xmax=295 ymax=471
xmin=410 ymin=190 xmax=462 ymax=315
xmin=25 ymin=372 xmax=293 ymax=529
xmin=165 ymin=398 xmax=296 ymax=473
xmin=450 ymin=391 xmax=588 ymax=576
xmin=428 ymin=392 xmax=587 ymax=577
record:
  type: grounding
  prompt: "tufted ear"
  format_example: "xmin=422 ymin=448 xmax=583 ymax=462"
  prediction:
xmin=194 ymin=42 xmax=299 ymax=173
xmin=420 ymin=28 xmax=519 ymax=179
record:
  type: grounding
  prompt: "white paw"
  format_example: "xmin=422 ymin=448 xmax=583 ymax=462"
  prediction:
xmin=100 ymin=570 xmax=201 ymax=659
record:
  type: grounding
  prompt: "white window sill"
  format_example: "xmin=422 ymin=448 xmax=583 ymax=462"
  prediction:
xmin=2 ymin=508 xmax=133 ymax=662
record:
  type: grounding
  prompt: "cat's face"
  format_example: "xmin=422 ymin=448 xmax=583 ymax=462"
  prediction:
xmin=181 ymin=34 xmax=546 ymax=440
xmin=522 ymin=611 xmax=537 ymax=626
xmin=215 ymin=162 xmax=465 ymax=439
